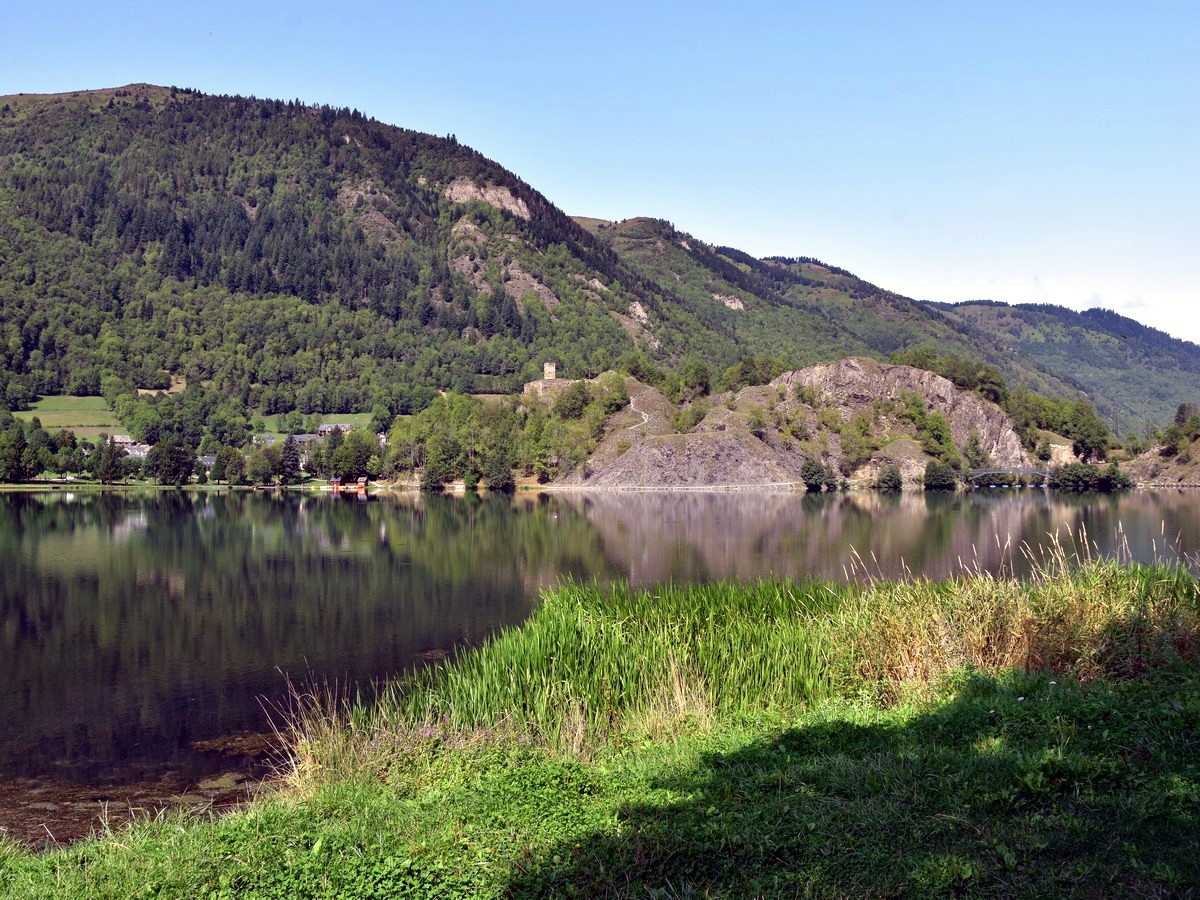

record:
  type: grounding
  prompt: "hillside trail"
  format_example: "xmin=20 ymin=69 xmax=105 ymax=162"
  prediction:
xmin=627 ymin=392 xmax=651 ymax=430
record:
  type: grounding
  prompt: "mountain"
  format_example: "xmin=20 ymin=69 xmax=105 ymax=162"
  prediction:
xmin=927 ymin=302 xmax=1200 ymax=437
xmin=1 ymin=84 xmax=1195 ymax=443
xmin=0 ymin=84 xmax=677 ymax=421
xmin=576 ymin=217 xmax=1082 ymax=397
xmin=578 ymin=218 xmax=1200 ymax=436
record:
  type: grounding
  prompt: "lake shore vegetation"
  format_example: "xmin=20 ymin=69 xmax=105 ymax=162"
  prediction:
xmin=2 ymin=547 xmax=1197 ymax=897
xmin=3 ymin=356 xmax=1145 ymax=495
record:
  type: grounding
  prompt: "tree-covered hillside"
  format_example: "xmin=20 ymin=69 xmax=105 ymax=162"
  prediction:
xmin=1 ymin=84 xmax=1195 ymax=447
xmin=0 ymin=85 xmax=667 ymax=421
xmin=931 ymin=301 xmax=1200 ymax=436
xmin=577 ymin=217 xmax=1085 ymax=400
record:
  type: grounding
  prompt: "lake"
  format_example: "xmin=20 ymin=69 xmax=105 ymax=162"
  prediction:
xmin=2 ymin=488 xmax=1197 ymax=785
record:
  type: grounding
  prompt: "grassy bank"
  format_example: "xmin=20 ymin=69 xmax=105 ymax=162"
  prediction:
xmin=2 ymin=560 xmax=1198 ymax=897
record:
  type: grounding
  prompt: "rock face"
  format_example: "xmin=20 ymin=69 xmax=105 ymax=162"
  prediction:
xmin=1123 ymin=445 xmax=1200 ymax=486
xmin=557 ymin=359 xmax=1033 ymax=490
xmin=788 ymin=358 xmax=1030 ymax=468
xmin=578 ymin=430 xmax=799 ymax=489
xmin=443 ymin=177 xmax=531 ymax=220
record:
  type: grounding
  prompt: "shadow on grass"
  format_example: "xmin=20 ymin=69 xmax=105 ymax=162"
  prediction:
xmin=509 ymin=667 xmax=1200 ymax=898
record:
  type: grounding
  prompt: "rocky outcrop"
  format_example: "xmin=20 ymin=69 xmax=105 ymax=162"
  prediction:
xmin=556 ymin=359 xmax=1033 ymax=490
xmin=577 ymin=430 xmax=799 ymax=489
xmin=787 ymin=358 xmax=1030 ymax=468
xmin=443 ymin=177 xmax=530 ymax=220
xmin=337 ymin=179 xmax=404 ymax=245
xmin=1123 ymin=444 xmax=1200 ymax=486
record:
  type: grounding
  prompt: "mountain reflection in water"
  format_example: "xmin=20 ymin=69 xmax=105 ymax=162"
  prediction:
xmin=0 ymin=488 xmax=1195 ymax=785
xmin=559 ymin=489 xmax=1198 ymax=584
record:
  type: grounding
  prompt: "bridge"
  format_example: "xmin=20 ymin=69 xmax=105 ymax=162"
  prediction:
xmin=967 ymin=467 xmax=1050 ymax=485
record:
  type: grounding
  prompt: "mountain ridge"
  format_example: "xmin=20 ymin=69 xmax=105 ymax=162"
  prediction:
xmin=1 ymin=84 xmax=1195 ymax=440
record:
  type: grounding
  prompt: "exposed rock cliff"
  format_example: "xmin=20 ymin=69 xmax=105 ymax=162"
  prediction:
xmin=557 ymin=358 xmax=1033 ymax=489
xmin=787 ymin=358 xmax=1030 ymax=468
xmin=1122 ymin=445 xmax=1200 ymax=486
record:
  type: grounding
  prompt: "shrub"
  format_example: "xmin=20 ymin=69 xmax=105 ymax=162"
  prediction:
xmin=873 ymin=465 xmax=903 ymax=491
xmin=794 ymin=383 xmax=822 ymax=407
xmin=747 ymin=405 xmax=767 ymax=439
xmin=596 ymin=373 xmax=630 ymax=414
xmin=818 ymin=407 xmax=844 ymax=433
xmin=673 ymin=401 xmax=708 ymax=434
xmin=923 ymin=459 xmax=957 ymax=491
xmin=839 ymin=426 xmax=873 ymax=474
xmin=1048 ymin=461 xmax=1133 ymax=492
xmin=552 ymin=381 xmax=592 ymax=420
xmin=801 ymin=458 xmax=828 ymax=492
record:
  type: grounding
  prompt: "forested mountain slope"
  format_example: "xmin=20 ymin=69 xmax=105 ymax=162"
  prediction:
xmin=931 ymin=302 xmax=1200 ymax=436
xmin=580 ymin=217 xmax=1200 ymax=436
xmin=578 ymin=218 xmax=1090 ymax=393
xmin=0 ymin=84 xmax=1193 ymax=441
xmin=0 ymin=85 xmax=680 ymax=419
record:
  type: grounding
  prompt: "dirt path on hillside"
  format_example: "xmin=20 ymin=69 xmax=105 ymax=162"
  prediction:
xmin=626 ymin=393 xmax=651 ymax=430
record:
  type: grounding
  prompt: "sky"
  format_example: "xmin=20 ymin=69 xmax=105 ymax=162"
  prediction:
xmin=3 ymin=1 xmax=1198 ymax=343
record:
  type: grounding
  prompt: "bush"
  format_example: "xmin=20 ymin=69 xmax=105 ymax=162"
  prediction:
xmin=794 ymin=383 xmax=822 ymax=407
xmin=801 ymin=458 xmax=828 ymax=492
xmin=596 ymin=373 xmax=629 ymax=414
xmin=873 ymin=465 xmax=902 ymax=492
xmin=673 ymin=401 xmax=708 ymax=434
xmin=923 ymin=460 xmax=957 ymax=491
xmin=552 ymin=381 xmax=592 ymax=420
xmin=839 ymin=427 xmax=873 ymax=474
xmin=747 ymin=405 xmax=767 ymax=439
xmin=1048 ymin=461 xmax=1133 ymax=492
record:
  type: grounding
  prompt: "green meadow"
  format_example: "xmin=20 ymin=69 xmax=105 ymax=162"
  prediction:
xmin=2 ymin=556 xmax=1197 ymax=897
xmin=12 ymin=396 xmax=119 ymax=438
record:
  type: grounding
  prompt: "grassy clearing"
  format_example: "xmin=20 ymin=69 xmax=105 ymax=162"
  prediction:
xmin=258 ymin=413 xmax=374 ymax=432
xmin=136 ymin=377 xmax=187 ymax=396
xmin=12 ymin=395 xmax=118 ymax=430
xmin=2 ymin=558 xmax=1198 ymax=897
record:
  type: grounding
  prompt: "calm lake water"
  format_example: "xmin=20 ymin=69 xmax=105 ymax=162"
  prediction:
xmin=2 ymin=488 xmax=1198 ymax=785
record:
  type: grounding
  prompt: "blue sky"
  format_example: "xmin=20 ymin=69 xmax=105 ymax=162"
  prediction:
xmin=4 ymin=1 xmax=1198 ymax=343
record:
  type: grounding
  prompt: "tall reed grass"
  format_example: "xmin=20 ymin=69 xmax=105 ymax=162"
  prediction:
xmin=287 ymin=544 xmax=1200 ymax=785
xmin=378 ymin=579 xmax=840 ymax=747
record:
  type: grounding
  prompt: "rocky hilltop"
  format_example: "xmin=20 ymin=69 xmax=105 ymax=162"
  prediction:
xmin=559 ymin=358 xmax=1033 ymax=490
xmin=789 ymin=358 xmax=1030 ymax=467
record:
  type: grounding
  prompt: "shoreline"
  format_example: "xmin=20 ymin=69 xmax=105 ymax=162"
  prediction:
xmin=0 ymin=732 xmax=278 ymax=850
xmin=2 ymin=563 xmax=1196 ymax=895
xmin=7 ymin=479 xmax=1197 ymax=495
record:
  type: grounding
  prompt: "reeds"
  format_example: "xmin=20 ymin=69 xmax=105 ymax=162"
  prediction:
xmin=823 ymin=551 xmax=1200 ymax=693
xmin=288 ymin=541 xmax=1200 ymax=778
xmin=381 ymin=579 xmax=840 ymax=749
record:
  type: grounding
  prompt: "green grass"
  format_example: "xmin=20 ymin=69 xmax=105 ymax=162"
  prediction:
xmin=370 ymin=558 xmax=1200 ymax=747
xmin=385 ymin=579 xmax=836 ymax=744
xmin=2 ymin=561 xmax=1198 ymax=897
xmin=2 ymin=668 xmax=1196 ymax=898
xmin=12 ymin=396 xmax=119 ymax=430
xmin=258 ymin=413 xmax=374 ymax=433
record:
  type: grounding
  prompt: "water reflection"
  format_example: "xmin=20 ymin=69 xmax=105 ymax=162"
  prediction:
xmin=560 ymin=490 xmax=1197 ymax=584
xmin=1 ymin=489 xmax=1197 ymax=784
xmin=0 ymin=491 xmax=592 ymax=782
